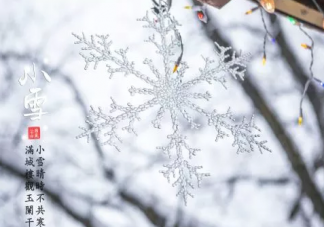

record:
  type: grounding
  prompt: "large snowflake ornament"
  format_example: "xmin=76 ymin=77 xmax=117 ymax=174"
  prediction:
xmin=73 ymin=1 xmax=271 ymax=204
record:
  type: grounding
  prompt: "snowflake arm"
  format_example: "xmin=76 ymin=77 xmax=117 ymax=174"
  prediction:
xmin=182 ymin=99 xmax=271 ymax=154
xmin=73 ymin=33 xmax=157 ymax=86
xmin=158 ymin=131 xmax=209 ymax=205
xmin=128 ymin=86 xmax=155 ymax=96
xmin=182 ymin=56 xmax=227 ymax=90
xmin=230 ymin=115 xmax=271 ymax=154
xmin=76 ymin=105 xmax=122 ymax=151
xmin=151 ymin=106 xmax=166 ymax=129
xmin=76 ymin=98 xmax=159 ymax=150
xmin=138 ymin=9 xmax=182 ymax=76
xmin=183 ymin=99 xmax=209 ymax=116
xmin=143 ymin=58 xmax=163 ymax=79
xmin=207 ymin=109 xmax=271 ymax=154
xmin=208 ymin=108 xmax=234 ymax=141
xmin=187 ymin=91 xmax=211 ymax=101
xmin=179 ymin=108 xmax=200 ymax=129
xmin=183 ymin=43 xmax=251 ymax=91
xmin=214 ymin=42 xmax=251 ymax=81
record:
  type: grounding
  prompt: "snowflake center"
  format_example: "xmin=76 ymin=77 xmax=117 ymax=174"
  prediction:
xmin=155 ymin=79 xmax=185 ymax=109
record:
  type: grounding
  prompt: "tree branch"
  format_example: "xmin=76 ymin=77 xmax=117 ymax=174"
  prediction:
xmin=0 ymin=52 xmax=218 ymax=227
xmin=0 ymin=158 xmax=94 ymax=227
xmin=192 ymin=0 xmax=324 ymax=221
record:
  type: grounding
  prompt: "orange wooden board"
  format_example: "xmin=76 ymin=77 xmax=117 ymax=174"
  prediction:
xmin=275 ymin=0 xmax=324 ymax=29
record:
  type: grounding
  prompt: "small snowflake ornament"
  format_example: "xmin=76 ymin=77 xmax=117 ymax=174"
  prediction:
xmin=73 ymin=0 xmax=271 ymax=205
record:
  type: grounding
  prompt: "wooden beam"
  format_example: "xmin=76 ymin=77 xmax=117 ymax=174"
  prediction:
xmin=196 ymin=0 xmax=232 ymax=8
xmin=294 ymin=0 xmax=324 ymax=11
xmin=274 ymin=0 xmax=324 ymax=30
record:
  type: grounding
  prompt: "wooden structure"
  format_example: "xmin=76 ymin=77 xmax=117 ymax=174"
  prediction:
xmin=274 ymin=0 xmax=324 ymax=30
xmin=197 ymin=0 xmax=324 ymax=31
xmin=196 ymin=0 xmax=232 ymax=8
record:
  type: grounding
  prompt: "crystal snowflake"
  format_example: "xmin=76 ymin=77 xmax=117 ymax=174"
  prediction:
xmin=73 ymin=1 xmax=271 ymax=204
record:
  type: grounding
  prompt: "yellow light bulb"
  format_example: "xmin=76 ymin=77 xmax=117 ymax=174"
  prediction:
xmin=301 ymin=43 xmax=310 ymax=49
xmin=184 ymin=6 xmax=192 ymax=9
xmin=262 ymin=57 xmax=266 ymax=65
xmin=298 ymin=117 xmax=303 ymax=125
xmin=173 ymin=64 xmax=178 ymax=73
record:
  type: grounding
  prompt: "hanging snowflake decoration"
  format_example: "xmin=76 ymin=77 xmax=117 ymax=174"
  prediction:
xmin=73 ymin=0 xmax=271 ymax=204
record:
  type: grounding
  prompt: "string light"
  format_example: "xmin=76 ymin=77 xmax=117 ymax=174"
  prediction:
xmin=287 ymin=16 xmax=296 ymax=25
xmin=320 ymin=81 xmax=324 ymax=87
xmin=172 ymin=26 xmax=184 ymax=73
xmin=298 ymin=25 xmax=315 ymax=126
xmin=287 ymin=16 xmax=301 ymax=26
xmin=245 ymin=6 xmax=260 ymax=15
xmin=274 ymin=15 xmax=323 ymax=126
xmin=262 ymin=34 xmax=267 ymax=65
xmin=262 ymin=55 xmax=267 ymax=65
xmin=314 ymin=77 xmax=324 ymax=88
xmin=298 ymin=115 xmax=303 ymax=126
xmin=301 ymin=43 xmax=311 ymax=49
xmin=184 ymin=5 xmax=208 ymax=23
xmin=244 ymin=3 xmax=324 ymax=126
xmin=245 ymin=6 xmax=276 ymax=64
xmin=172 ymin=65 xmax=178 ymax=73
xmin=260 ymin=9 xmax=276 ymax=65
xmin=287 ymin=16 xmax=316 ymax=32
xmin=197 ymin=11 xmax=204 ymax=20
xmin=259 ymin=0 xmax=275 ymax=13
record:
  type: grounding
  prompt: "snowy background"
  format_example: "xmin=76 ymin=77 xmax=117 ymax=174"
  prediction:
xmin=0 ymin=0 xmax=324 ymax=226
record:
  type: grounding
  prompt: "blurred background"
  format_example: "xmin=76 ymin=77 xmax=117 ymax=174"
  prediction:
xmin=0 ymin=0 xmax=323 ymax=226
